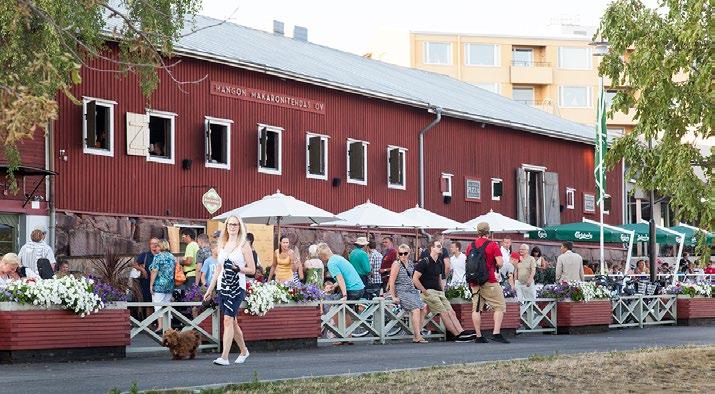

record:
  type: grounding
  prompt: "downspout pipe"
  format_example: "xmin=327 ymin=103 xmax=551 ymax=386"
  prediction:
xmin=47 ymin=121 xmax=56 ymax=252
xmin=419 ymin=107 xmax=442 ymax=208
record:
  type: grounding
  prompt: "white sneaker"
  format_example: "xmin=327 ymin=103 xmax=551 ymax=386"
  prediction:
xmin=213 ymin=357 xmax=230 ymax=366
xmin=235 ymin=350 xmax=250 ymax=364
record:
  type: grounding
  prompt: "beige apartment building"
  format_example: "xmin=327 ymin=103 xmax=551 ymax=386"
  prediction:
xmin=400 ymin=31 xmax=636 ymax=134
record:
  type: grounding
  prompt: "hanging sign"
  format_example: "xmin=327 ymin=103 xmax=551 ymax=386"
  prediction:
xmin=202 ymin=188 xmax=222 ymax=215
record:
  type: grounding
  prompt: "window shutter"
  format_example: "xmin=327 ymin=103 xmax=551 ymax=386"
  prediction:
xmin=125 ymin=112 xmax=149 ymax=156
xmin=319 ymin=138 xmax=326 ymax=175
xmin=349 ymin=142 xmax=364 ymax=180
xmin=544 ymin=171 xmax=561 ymax=226
xmin=259 ymin=127 xmax=267 ymax=167
xmin=205 ymin=120 xmax=212 ymax=161
xmin=516 ymin=168 xmax=527 ymax=223
xmin=85 ymin=100 xmax=97 ymax=147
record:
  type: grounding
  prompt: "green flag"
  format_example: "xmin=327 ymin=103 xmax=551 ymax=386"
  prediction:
xmin=595 ymin=78 xmax=607 ymax=203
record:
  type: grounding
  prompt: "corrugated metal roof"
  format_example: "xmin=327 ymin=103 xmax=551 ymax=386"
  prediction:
xmin=106 ymin=14 xmax=597 ymax=144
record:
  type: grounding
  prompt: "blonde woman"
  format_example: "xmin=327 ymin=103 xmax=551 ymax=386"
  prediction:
xmin=149 ymin=240 xmax=176 ymax=334
xmin=204 ymin=215 xmax=256 ymax=366
xmin=303 ymin=244 xmax=325 ymax=288
xmin=0 ymin=253 xmax=22 ymax=287
xmin=388 ymin=244 xmax=427 ymax=343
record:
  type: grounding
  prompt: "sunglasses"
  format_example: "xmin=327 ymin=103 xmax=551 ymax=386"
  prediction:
xmin=226 ymin=223 xmax=240 ymax=227
xmin=433 ymin=244 xmax=442 ymax=249
xmin=398 ymin=252 xmax=409 ymax=256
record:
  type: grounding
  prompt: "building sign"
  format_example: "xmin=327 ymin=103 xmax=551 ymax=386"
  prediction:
xmin=210 ymin=81 xmax=326 ymax=115
xmin=202 ymin=188 xmax=222 ymax=215
xmin=583 ymin=193 xmax=595 ymax=213
xmin=465 ymin=177 xmax=481 ymax=202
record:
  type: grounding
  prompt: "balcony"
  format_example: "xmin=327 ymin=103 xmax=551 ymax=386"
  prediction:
xmin=513 ymin=99 xmax=556 ymax=114
xmin=510 ymin=61 xmax=553 ymax=85
xmin=608 ymin=107 xmax=637 ymax=126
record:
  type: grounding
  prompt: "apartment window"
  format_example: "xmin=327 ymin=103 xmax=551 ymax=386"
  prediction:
xmin=608 ymin=128 xmax=624 ymax=136
xmin=441 ymin=173 xmax=453 ymax=197
xmin=491 ymin=178 xmax=503 ymax=201
xmin=347 ymin=139 xmax=368 ymax=185
xmin=474 ymin=83 xmax=500 ymax=94
xmin=559 ymin=86 xmax=592 ymax=108
xmin=605 ymin=90 xmax=618 ymax=110
xmin=566 ymin=188 xmax=575 ymax=209
xmin=306 ymin=133 xmax=328 ymax=180
xmin=465 ymin=177 xmax=481 ymax=202
xmin=423 ymin=42 xmax=452 ymax=65
xmin=204 ymin=116 xmax=232 ymax=170
xmin=583 ymin=193 xmax=596 ymax=213
xmin=558 ymin=47 xmax=592 ymax=69
xmin=146 ymin=110 xmax=175 ymax=164
xmin=512 ymin=48 xmax=534 ymax=66
xmin=512 ymin=87 xmax=535 ymax=105
xmin=82 ymin=97 xmax=116 ymax=156
xmin=258 ymin=124 xmax=283 ymax=175
xmin=465 ymin=43 xmax=499 ymax=66
xmin=387 ymin=146 xmax=407 ymax=190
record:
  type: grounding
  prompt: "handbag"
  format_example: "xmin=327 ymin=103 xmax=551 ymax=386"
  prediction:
xmin=174 ymin=261 xmax=187 ymax=286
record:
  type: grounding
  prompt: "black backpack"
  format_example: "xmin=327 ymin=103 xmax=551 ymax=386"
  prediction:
xmin=465 ymin=240 xmax=491 ymax=285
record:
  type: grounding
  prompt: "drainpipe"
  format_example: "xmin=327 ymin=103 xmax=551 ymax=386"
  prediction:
xmin=419 ymin=107 xmax=442 ymax=208
xmin=47 ymin=121 xmax=55 ymax=250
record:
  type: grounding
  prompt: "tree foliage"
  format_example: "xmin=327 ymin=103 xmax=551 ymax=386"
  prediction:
xmin=0 ymin=0 xmax=202 ymax=190
xmin=598 ymin=0 xmax=713 ymax=257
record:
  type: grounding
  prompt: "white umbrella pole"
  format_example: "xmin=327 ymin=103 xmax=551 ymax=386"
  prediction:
xmin=600 ymin=203 xmax=605 ymax=276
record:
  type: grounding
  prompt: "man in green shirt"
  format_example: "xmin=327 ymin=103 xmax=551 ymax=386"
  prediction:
xmin=349 ymin=237 xmax=371 ymax=286
xmin=181 ymin=228 xmax=199 ymax=287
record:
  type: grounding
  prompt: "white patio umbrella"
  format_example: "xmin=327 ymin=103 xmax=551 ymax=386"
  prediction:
xmin=444 ymin=209 xmax=541 ymax=234
xmin=400 ymin=205 xmax=466 ymax=230
xmin=213 ymin=190 xmax=338 ymax=241
xmin=319 ymin=200 xmax=421 ymax=228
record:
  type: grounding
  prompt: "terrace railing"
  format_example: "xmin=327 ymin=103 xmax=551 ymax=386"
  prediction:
xmin=610 ymin=295 xmax=677 ymax=328
xmin=517 ymin=298 xmax=558 ymax=334
xmin=126 ymin=301 xmax=220 ymax=354
xmin=319 ymin=297 xmax=445 ymax=344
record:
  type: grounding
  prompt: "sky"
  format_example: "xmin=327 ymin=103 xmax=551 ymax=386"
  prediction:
xmin=199 ymin=0 xmax=617 ymax=56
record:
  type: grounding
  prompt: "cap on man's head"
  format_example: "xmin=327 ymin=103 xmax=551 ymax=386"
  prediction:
xmin=33 ymin=226 xmax=47 ymax=233
xmin=510 ymin=252 xmax=520 ymax=260
xmin=476 ymin=222 xmax=490 ymax=234
xmin=212 ymin=230 xmax=221 ymax=238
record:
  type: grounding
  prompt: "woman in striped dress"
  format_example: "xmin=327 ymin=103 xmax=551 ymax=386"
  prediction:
xmin=204 ymin=215 xmax=256 ymax=366
xmin=387 ymin=244 xmax=427 ymax=343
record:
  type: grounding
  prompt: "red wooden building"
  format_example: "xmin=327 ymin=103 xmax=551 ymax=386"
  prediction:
xmin=0 ymin=17 xmax=622 ymax=256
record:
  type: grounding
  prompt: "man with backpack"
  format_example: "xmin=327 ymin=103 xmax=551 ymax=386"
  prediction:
xmin=465 ymin=222 xmax=509 ymax=344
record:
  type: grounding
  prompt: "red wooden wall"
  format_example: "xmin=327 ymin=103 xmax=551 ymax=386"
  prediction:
xmin=50 ymin=50 xmax=622 ymax=225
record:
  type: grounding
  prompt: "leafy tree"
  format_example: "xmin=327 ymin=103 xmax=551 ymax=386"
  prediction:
xmin=598 ymin=0 xmax=713 ymax=258
xmin=0 ymin=0 xmax=203 ymax=190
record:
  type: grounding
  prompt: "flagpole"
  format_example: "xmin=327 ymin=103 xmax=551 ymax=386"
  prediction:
xmin=598 ymin=76 xmax=605 ymax=276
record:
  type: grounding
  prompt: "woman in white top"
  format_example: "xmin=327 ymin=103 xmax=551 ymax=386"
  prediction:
xmin=448 ymin=241 xmax=466 ymax=286
xmin=204 ymin=215 xmax=256 ymax=366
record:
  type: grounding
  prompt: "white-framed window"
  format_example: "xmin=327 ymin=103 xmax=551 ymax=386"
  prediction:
xmin=146 ymin=109 xmax=176 ymax=164
xmin=559 ymin=86 xmax=592 ymax=108
xmin=566 ymin=187 xmax=575 ymax=209
xmin=82 ymin=97 xmax=116 ymax=157
xmin=558 ymin=47 xmax=592 ymax=70
xmin=512 ymin=47 xmax=534 ymax=66
xmin=512 ymin=87 xmax=535 ymax=105
xmin=387 ymin=145 xmax=407 ymax=190
xmin=423 ymin=42 xmax=452 ymax=65
xmin=204 ymin=116 xmax=232 ymax=170
xmin=346 ymin=139 xmax=368 ymax=185
xmin=306 ymin=132 xmax=329 ymax=180
xmin=491 ymin=178 xmax=503 ymax=201
xmin=465 ymin=43 xmax=499 ymax=66
xmin=441 ymin=173 xmax=453 ymax=197
xmin=258 ymin=123 xmax=283 ymax=175
xmin=474 ymin=83 xmax=500 ymax=94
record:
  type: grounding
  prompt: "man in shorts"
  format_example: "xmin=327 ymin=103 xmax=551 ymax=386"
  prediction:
xmin=465 ymin=222 xmax=509 ymax=343
xmin=413 ymin=240 xmax=473 ymax=342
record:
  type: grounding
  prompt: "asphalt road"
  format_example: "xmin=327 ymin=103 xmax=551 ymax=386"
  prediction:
xmin=4 ymin=325 xmax=714 ymax=394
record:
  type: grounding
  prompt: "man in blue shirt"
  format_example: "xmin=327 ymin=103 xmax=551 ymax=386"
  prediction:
xmin=317 ymin=243 xmax=365 ymax=300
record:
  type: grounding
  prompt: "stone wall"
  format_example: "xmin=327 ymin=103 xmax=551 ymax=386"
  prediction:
xmin=54 ymin=212 xmax=203 ymax=257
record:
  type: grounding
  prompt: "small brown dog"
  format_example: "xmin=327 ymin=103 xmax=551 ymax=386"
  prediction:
xmin=162 ymin=329 xmax=200 ymax=360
